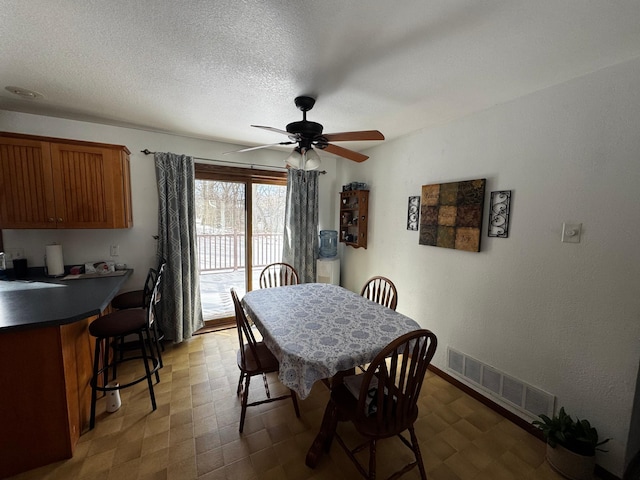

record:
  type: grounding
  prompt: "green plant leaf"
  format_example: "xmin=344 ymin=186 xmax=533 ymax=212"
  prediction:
xmin=531 ymin=407 xmax=610 ymax=456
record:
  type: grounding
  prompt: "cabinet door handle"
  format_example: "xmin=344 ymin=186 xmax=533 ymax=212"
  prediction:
xmin=49 ymin=217 xmax=55 ymax=222
xmin=57 ymin=218 xmax=63 ymax=222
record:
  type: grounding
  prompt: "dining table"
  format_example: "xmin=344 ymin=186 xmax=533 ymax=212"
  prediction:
xmin=241 ymin=282 xmax=422 ymax=467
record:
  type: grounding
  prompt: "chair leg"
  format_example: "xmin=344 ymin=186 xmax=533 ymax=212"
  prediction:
xmin=368 ymin=439 xmax=377 ymax=480
xmin=101 ymin=336 xmax=110 ymax=390
xmin=138 ymin=331 xmax=157 ymax=412
xmin=144 ymin=327 xmax=160 ymax=383
xmin=290 ymin=389 xmax=300 ymax=418
xmin=89 ymin=337 xmax=101 ymax=430
xmin=239 ymin=375 xmax=251 ymax=433
xmin=112 ymin=336 xmax=123 ymax=380
xmin=118 ymin=335 xmax=125 ymax=362
xmin=409 ymin=426 xmax=427 ymax=480
xmin=262 ymin=372 xmax=271 ymax=399
xmin=151 ymin=321 xmax=164 ymax=368
xmin=157 ymin=326 xmax=166 ymax=352
xmin=237 ymin=372 xmax=245 ymax=397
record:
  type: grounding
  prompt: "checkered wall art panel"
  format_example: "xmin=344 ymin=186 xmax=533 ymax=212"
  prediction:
xmin=419 ymin=178 xmax=486 ymax=252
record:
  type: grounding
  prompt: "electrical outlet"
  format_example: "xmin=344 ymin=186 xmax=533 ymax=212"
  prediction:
xmin=110 ymin=245 xmax=120 ymax=256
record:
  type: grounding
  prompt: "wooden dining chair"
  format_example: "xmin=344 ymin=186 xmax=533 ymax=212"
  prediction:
xmin=326 ymin=329 xmax=437 ymax=480
xmin=230 ymin=288 xmax=300 ymax=432
xmin=259 ymin=262 xmax=299 ymax=288
xmin=360 ymin=276 xmax=398 ymax=310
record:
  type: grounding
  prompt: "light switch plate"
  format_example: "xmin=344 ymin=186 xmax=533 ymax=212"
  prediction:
xmin=562 ymin=223 xmax=582 ymax=243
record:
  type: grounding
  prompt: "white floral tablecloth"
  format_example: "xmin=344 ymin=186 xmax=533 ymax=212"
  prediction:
xmin=241 ymin=283 xmax=421 ymax=399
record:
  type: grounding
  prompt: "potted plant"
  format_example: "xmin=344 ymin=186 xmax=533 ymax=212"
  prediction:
xmin=533 ymin=407 xmax=610 ymax=480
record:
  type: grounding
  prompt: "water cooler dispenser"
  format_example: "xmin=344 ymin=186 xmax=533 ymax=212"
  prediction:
xmin=317 ymin=230 xmax=340 ymax=285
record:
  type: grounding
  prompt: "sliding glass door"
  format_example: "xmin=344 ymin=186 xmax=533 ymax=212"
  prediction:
xmin=194 ymin=164 xmax=286 ymax=327
xmin=252 ymin=182 xmax=287 ymax=272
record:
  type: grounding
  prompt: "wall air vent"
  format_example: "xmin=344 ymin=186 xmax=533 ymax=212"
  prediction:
xmin=446 ymin=346 xmax=555 ymax=419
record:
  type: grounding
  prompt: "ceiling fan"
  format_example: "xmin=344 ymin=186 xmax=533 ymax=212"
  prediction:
xmin=231 ymin=96 xmax=384 ymax=170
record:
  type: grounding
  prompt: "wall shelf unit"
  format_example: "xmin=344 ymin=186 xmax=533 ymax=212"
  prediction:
xmin=339 ymin=190 xmax=368 ymax=249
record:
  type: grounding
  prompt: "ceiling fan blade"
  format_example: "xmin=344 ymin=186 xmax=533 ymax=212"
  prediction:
xmin=322 ymin=130 xmax=385 ymax=142
xmin=251 ymin=125 xmax=298 ymax=138
xmin=224 ymin=141 xmax=294 ymax=154
xmin=321 ymin=143 xmax=369 ymax=163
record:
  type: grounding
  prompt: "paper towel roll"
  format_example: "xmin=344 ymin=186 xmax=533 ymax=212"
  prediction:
xmin=45 ymin=244 xmax=65 ymax=276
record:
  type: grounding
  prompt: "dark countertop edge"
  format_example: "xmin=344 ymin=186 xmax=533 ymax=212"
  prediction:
xmin=0 ymin=270 xmax=132 ymax=334
xmin=5 ymin=308 xmax=104 ymax=333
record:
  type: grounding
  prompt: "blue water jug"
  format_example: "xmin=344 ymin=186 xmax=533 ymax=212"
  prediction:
xmin=319 ymin=230 xmax=338 ymax=258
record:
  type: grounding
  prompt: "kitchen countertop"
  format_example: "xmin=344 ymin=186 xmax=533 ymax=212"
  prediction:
xmin=0 ymin=269 xmax=132 ymax=332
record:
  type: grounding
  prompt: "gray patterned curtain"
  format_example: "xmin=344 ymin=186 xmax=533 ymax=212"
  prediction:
xmin=155 ymin=152 xmax=203 ymax=342
xmin=283 ymin=169 xmax=320 ymax=283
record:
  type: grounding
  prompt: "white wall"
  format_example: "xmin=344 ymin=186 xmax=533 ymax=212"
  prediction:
xmin=0 ymin=112 xmax=339 ymax=290
xmin=3 ymin=56 xmax=639 ymax=475
xmin=337 ymin=57 xmax=640 ymax=476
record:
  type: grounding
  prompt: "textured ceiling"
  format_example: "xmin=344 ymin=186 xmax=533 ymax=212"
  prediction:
xmin=1 ymin=1 xmax=640 ymax=155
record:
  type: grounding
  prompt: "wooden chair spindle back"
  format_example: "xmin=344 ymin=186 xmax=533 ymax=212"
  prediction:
xmin=361 ymin=276 xmax=398 ymax=310
xmin=231 ymin=288 xmax=262 ymax=370
xmin=357 ymin=329 xmax=437 ymax=436
xmin=259 ymin=262 xmax=299 ymax=289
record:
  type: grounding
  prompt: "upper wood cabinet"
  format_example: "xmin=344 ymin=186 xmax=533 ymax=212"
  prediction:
xmin=0 ymin=133 xmax=133 ymax=229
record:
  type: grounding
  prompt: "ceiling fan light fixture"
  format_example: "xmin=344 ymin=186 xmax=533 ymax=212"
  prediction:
xmin=284 ymin=147 xmax=321 ymax=170
xmin=254 ymin=96 xmax=383 ymax=165
xmin=285 ymin=147 xmax=303 ymax=169
xmin=304 ymin=147 xmax=321 ymax=170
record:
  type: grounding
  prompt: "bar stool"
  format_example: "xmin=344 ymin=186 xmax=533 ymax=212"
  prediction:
xmin=111 ymin=265 xmax=167 ymax=375
xmin=111 ymin=263 xmax=160 ymax=310
xmin=112 ymin=260 xmax=167 ymax=357
xmin=88 ymin=266 xmax=164 ymax=429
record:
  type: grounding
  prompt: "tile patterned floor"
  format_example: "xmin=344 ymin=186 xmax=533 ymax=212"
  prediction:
xmin=9 ymin=330 xmax=566 ymax=480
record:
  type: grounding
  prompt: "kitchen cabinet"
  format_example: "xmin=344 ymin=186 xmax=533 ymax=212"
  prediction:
xmin=0 ymin=271 xmax=130 ymax=478
xmin=0 ymin=132 xmax=133 ymax=229
xmin=0 ymin=316 xmax=97 ymax=471
xmin=339 ymin=189 xmax=368 ymax=249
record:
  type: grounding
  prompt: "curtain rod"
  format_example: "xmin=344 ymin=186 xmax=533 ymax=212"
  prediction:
xmin=140 ymin=149 xmax=326 ymax=174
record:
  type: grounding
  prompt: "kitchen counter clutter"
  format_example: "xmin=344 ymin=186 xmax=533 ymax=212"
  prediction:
xmin=0 ymin=270 xmax=132 ymax=478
